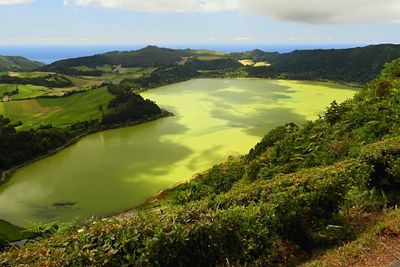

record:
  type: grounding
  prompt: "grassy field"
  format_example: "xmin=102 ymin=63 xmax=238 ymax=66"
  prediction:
xmin=0 ymin=72 xmax=99 ymax=99
xmin=82 ymin=67 xmax=158 ymax=82
xmin=8 ymin=71 xmax=51 ymax=78
xmin=239 ymin=59 xmax=271 ymax=67
xmin=110 ymin=67 xmax=157 ymax=81
xmin=0 ymin=84 xmax=51 ymax=100
xmin=62 ymin=75 xmax=93 ymax=87
xmin=0 ymin=87 xmax=113 ymax=129
xmin=254 ymin=61 xmax=271 ymax=67
xmin=0 ymin=75 xmax=98 ymax=99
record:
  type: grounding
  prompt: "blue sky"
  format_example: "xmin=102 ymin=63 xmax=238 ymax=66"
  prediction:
xmin=0 ymin=0 xmax=399 ymax=45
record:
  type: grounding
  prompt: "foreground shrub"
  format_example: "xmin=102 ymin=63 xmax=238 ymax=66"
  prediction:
xmin=359 ymin=136 xmax=400 ymax=201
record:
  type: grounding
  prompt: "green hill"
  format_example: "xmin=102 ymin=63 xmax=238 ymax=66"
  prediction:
xmin=43 ymin=46 xmax=239 ymax=77
xmin=1 ymin=58 xmax=399 ymax=266
xmin=235 ymin=44 xmax=400 ymax=83
xmin=44 ymin=44 xmax=400 ymax=84
xmin=46 ymin=46 xmax=190 ymax=69
xmin=0 ymin=56 xmax=45 ymax=72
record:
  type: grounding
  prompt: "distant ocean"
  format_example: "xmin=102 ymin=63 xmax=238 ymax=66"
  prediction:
xmin=0 ymin=44 xmax=359 ymax=64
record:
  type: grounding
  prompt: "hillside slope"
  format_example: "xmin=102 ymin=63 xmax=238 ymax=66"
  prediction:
xmin=232 ymin=44 xmax=400 ymax=83
xmin=45 ymin=46 xmax=191 ymax=70
xmin=268 ymin=44 xmax=400 ymax=83
xmin=44 ymin=44 xmax=400 ymax=83
xmin=1 ymin=59 xmax=399 ymax=265
xmin=0 ymin=56 xmax=45 ymax=72
xmin=303 ymin=207 xmax=400 ymax=266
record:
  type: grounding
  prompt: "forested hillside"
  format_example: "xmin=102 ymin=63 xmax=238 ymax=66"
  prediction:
xmin=43 ymin=44 xmax=400 ymax=84
xmin=1 ymin=58 xmax=399 ymax=266
xmin=0 ymin=56 xmax=44 ymax=72
xmin=43 ymin=46 xmax=197 ymax=74
xmin=262 ymin=44 xmax=400 ymax=83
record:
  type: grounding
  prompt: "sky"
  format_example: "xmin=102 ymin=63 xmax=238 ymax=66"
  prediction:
xmin=0 ymin=0 xmax=399 ymax=45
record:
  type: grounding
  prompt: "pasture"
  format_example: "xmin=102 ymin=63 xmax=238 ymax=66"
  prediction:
xmin=0 ymin=87 xmax=113 ymax=129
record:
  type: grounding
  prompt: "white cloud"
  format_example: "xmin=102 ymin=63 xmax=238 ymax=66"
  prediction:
xmin=64 ymin=0 xmax=400 ymax=24
xmin=238 ymin=0 xmax=400 ymax=24
xmin=233 ymin=36 xmax=252 ymax=41
xmin=0 ymin=0 xmax=33 ymax=5
xmin=64 ymin=0 xmax=238 ymax=13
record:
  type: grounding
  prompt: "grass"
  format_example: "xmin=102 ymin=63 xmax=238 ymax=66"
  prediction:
xmin=46 ymin=75 xmax=100 ymax=96
xmin=0 ymin=86 xmax=113 ymax=129
xmin=302 ymin=208 xmax=400 ymax=267
xmin=62 ymin=75 xmax=98 ymax=88
xmin=254 ymin=61 xmax=271 ymax=67
xmin=9 ymin=71 xmax=52 ymax=78
xmin=79 ymin=67 xmax=157 ymax=82
xmin=238 ymin=59 xmax=255 ymax=66
xmin=238 ymin=60 xmax=271 ymax=67
xmin=82 ymin=67 xmax=158 ymax=82
xmin=0 ymin=72 xmax=99 ymax=99
xmin=0 ymin=84 xmax=51 ymax=99
xmin=0 ymin=74 xmax=98 ymax=100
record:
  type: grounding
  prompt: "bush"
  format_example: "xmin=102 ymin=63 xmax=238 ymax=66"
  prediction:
xmin=359 ymin=136 xmax=400 ymax=201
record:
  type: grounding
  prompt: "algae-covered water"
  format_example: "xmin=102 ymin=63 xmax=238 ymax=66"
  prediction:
xmin=0 ymin=79 xmax=357 ymax=226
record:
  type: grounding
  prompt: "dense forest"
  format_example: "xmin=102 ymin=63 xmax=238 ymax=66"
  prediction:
xmin=102 ymin=83 xmax=163 ymax=124
xmin=1 ymin=58 xmax=399 ymax=266
xmin=249 ymin=44 xmax=400 ymax=83
xmin=185 ymin=57 xmax=242 ymax=70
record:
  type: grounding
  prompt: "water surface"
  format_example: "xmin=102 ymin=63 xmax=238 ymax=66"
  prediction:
xmin=0 ymin=79 xmax=356 ymax=226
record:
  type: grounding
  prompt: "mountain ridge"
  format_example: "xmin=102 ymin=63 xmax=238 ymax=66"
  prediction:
xmin=42 ymin=44 xmax=400 ymax=83
xmin=0 ymin=56 xmax=45 ymax=72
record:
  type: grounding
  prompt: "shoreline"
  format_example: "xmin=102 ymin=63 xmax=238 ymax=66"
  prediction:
xmin=0 ymin=163 xmax=209 ymax=236
xmin=104 ymin=170 xmax=211 ymax=220
xmin=0 ymin=77 xmax=358 ymax=236
xmin=0 ymin=109 xmax=173 ymax=187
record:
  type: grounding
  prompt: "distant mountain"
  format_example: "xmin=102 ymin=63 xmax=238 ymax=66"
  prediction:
xmin=233 ymin=44 xmax=400 ymax=83
xmin=44 ymin=45 xmax=246 ymax=70
xmin=44 ymin=44 xmax=400 ymax=83
xmin=229 ymin=49 xmax=280 ymax=62
xmin=0 ymin=56 xmax=45 ymax=72
xmin=45 ymin=46 xmax=190 ymax=69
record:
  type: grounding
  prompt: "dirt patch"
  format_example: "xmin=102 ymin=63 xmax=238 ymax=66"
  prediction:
xmin=2 ymin=95 xmax=11 ymax=102
xmin=7 ymin=72 xmax=20 ymax=77
xmin=113 ymin=65 xmax=125 ymax=74
xmin=351 ymin=233 xmax=400 ymax=267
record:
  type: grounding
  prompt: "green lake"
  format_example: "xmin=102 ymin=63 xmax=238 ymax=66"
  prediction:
xmin=0 ymin=79 xmax=357 ymax=227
